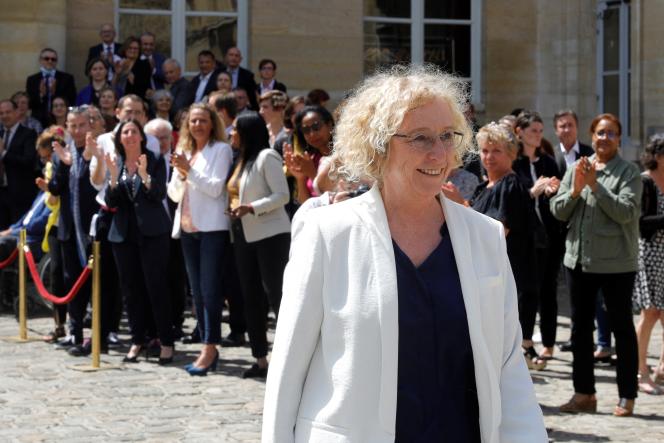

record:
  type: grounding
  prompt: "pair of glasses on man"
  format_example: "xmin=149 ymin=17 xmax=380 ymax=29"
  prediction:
xmin=301 ymin=121 xmax=323 ymax=135
xmin=393 ymin=130 xmax=464 ymax=152
xmin=42 ymin=56 xmax=57 ymax=62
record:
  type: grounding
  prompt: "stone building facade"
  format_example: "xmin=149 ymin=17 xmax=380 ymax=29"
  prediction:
xmin=0 ymin=0 xmax=659 ymax=157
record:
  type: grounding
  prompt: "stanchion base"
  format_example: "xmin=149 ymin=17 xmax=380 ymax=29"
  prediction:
xmin=0 ymin=335 xmax=43 ymax=343
xmin=70 ymin=362 xmax=121 ymax=372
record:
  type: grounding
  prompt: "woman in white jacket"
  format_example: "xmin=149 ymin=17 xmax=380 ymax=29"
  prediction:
xmin=168 ymin=103 xmax=232 ymax=376
xmin=227 ymin=111 xmax=290 ymax=379
xmin=262 ymin=65 xmax=548 ymax=442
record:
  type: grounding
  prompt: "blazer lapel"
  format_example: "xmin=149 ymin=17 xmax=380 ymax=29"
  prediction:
xmin=441 ymin=195 xmax=499 ymax=442
xmin=353 ymin=185 xmax=399 ymax=434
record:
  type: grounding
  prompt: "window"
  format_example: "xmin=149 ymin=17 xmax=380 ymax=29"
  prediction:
xmin=363 ymin=0 xmax=481 ymax=103
xmin=597 ymin=0 xmax=630 ymax=137
xmin=116 ymin=0 xmax=248 ymax=76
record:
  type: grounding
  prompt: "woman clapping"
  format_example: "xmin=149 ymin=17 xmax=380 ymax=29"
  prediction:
xmin=105 ymin=119 xmax=174 ymax=364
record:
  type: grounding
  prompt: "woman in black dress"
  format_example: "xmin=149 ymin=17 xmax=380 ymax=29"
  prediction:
xmin=469 ymin=122 xmax=544 ymax=370
xmin=114 ymin=36 xmax=152 ymax=100
xmin=513 ymin=111 xmax=563 ymax=362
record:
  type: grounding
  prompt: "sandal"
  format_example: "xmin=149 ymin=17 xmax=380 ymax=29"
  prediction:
xmin=560 ymin=393 xmax=597 ymax=414
xmin=638 ymin=372 xmax=663 ymax=395
xmin=613 ymin=398 xmax=634 ymax=417
xmin=539 ymin=347 xmax=554 ymax=361
xmin=523 ymin=346 xmax=546 ymax=371
xmin=653 ymin=367 xmax=664 ymax=385
xmin=42 ymin=326 xmax=65 ymax=343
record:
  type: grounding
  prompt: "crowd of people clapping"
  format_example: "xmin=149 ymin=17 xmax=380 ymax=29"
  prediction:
xmin=0 ymin=24 xmax=663 ymax=422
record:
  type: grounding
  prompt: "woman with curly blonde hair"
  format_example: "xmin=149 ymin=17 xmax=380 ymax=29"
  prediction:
xmin=263 ymin=65 xmax=547 ymax=443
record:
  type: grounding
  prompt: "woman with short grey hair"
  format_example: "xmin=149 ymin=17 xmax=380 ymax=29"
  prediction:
xmin=151 ymin=89 xmax=173 ymax=122
xmin=262 ymin=65 xmax=547 ymax=443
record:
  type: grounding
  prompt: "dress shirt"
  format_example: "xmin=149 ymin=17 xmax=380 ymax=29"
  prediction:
xmin=559 ymin=140 xmax=580 ymax=167
xmin=259 ymin=79 xmax=276 ymax=95
xmin=195 ymin=72 xmax=213 ymax=103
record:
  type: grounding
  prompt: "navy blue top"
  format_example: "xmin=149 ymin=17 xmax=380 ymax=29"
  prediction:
xmin=393 ymin=224 xmax=481 ymax=443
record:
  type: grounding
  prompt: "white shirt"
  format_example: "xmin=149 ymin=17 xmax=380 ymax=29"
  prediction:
xmin=559 ymin=140 xmax=580 ymax=167
xmin=259 ymin=79 xmax=276 ymax=95
xmin=195 ymin=72 xmax=213 ymax=103
xmin=228 ymin=68 xmax=239 ymax=88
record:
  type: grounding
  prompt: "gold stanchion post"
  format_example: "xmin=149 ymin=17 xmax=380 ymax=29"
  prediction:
xmin=71 ymin=241 xmax=117 ymax=371
xmin=1 ymin=230 xmax=40 ymax=342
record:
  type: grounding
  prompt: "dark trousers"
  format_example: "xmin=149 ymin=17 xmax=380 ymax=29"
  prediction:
xmin=518 ymin=285 xmax=539 ymax=341
xmin=223 ymin=242 xmax=246 ymax=335
xmin=61 ymin=238 xmax=93 ymax=344
xmin=180 ymin=230 xmax=228 ymax=344
xmin=112 ymin=234 xmax=173 ymax=346
xmin=537 ymin=243 xmax=564 ymax=348
xmin=47 ymin=231 xmax=67 ymax=328
xmin=168 ymin=237 xmax=187 ymax=330
xmin=232 ymin=220 xmax=289 ymax=359
xmin=566 ymin=265 xmax=638 ymax=399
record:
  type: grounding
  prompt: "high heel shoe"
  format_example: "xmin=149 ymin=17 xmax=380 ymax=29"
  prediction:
xmin=158 ymin=346 xmax=175 ymax=366
xmin=123 ymin=344 xmax=143 ymax=363
xmin=186 ymin=350 xmax=219 ymax=376
xmin=613 ymin=398 xmax=635 ymax=417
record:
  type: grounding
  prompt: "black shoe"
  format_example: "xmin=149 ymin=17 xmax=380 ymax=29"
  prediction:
xmin=54 ymin=336 xmax=76 ymax=350
xmin=559 ymin=341 xmax=573 ymax=352
xmin=243 ymin=363 xmax=268 ymax=379
xmin=68 ymin=343 xmax=91 ymax=357
xmin=182 ymin=330 xmax=201 ymax=344
xmin=221 ymin=332 xmax=246 ymax=347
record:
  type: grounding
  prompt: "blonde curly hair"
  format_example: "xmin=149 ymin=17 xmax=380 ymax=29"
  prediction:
xmin=331 ymin=64 xmax=474 ymax=184
xmin=476 ymin=122 xmax=519 ymax=160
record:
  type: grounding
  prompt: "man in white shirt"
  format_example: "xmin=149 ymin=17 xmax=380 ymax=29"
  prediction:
xmin=189 ymin=50 xmax=223 ymax=103
xmin=552 ymin=109 xmax=594 ymax=176
xmin=86 ymin=23 xmax=121 ymax=81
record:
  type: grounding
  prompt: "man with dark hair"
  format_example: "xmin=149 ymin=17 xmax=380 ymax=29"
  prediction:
xmin=162 ymin=58 xmax=193 ymax=114
xmin=233 ymin=87 xmax=252 ymax=116
xmin=256 ymin=58 xmax=287 ymax=96
xmin=224 ymin=47 xmax=258 ymax=110
xmin=189 ymin=50 xmax=224 ymax=103
xmin=25 ymin=48 xmax=77 ymax=127
xmin=552 ymin=109 xmax=594 ymax=176
xmin=0 ymin=100 xmax=38 ymax=229
xmin=208 ymin=92 xmax=237 ymax=137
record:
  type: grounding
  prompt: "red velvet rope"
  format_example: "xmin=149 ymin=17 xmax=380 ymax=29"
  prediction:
xmin=24 ymin=247 xmax=91 ymax=305
xmin=0 ymin=248 xmax=18 ymax=269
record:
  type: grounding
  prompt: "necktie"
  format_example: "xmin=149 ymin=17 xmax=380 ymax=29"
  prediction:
xmin=0 ymin=129 xmax=8 ymax=187
xmin=44 ymin=74 xmax=52 ymax=113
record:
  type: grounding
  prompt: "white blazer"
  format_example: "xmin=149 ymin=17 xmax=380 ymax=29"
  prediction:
xmin=167 ymin=140 xmax=232 ymax=238
xmin=237 ymin=148 xmax=290 ymax=243
xmin=262 ymin=185 xmax=547 ymax=443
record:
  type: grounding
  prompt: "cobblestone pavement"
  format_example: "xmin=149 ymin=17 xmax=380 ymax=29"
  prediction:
xmin=1 ymin=306 xmax=663 ymax=442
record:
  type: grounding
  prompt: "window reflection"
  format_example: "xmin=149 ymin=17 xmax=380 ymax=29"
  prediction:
xmin=119 ymin=14 xmax=172 ymax=57
xmin=364 ymin=22 xmax=411 ymax=73
xmin=119 ymin=0 xmax=170 ymax=9
xmin=424 ymin=0 xmax=470 ymax=20
xmin=424 ymin=25 xmax=470 ymax=77
xmin=364 ymin=0 xmax=410 ymax=18
xmin=186 ymin=0 xmax=237 ymax=12
xmin=185 ymin=16 xmax=237 ymax=72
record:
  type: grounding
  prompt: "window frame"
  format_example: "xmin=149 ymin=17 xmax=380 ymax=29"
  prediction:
xmin=114 ymin=0 xmax=249 ymax=77
xmin=363 ymin=0 xmax=482 ymax=104
xmin=596 ymin=0 xmax=630 ymax=138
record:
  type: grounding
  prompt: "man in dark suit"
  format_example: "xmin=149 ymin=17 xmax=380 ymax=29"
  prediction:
xmin=38 ymin=108 xmax=102 ymax=356
xmin=86 ymin=23 xmax=122 ymax=69
xmin=552 ymin=109 xmax=594 ymax=176
xmin=0 ymin=100 xmax=38 ymax=229
xmin=224 ymin=47 xmax=258 ymax=110
xmin=25 ymin=48 xmax=77 ymax=128
xmin=189 ymin=50 xmax=225 ymax=104
xmin=163 ymin=58 xmax=193 ymax=115
xmin=140 ymin=31 xmax=167 ymax=93
xmin=256 ymin=58 xmax=287 ymax=98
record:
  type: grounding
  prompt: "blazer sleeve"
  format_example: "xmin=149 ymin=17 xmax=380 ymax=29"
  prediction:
xmin=4 ymin=129 xmax=37 ymax=168
xmin=262 ymin=214 xmax=325 ymax=443
xmin=187 ymin=144 xmax=231 ymax=198
xmin=593 ymin=162 xmax=642 ymax=225
xmin=497 ymin=227 xmax=548 ymax=442
xmin=248 ymin=150 xmax=289 ymax=216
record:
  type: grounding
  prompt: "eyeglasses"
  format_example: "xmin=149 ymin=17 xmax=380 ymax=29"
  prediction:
xmin=42 ymin=56 xmax=57 ymax=62
xmin=393 ymin=130 xmax=464 ymax=152
xmin=595 ymin=129 xmax=618 ymax=140
xmin=301 ymin=121 xmax=323 ymax=135
xmin=260 ymin=66 xmax=275 ymax=71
